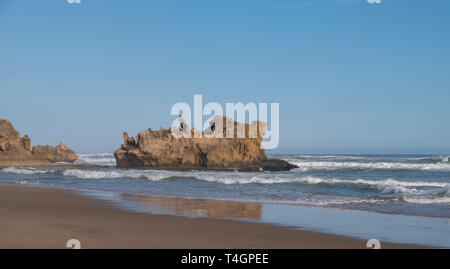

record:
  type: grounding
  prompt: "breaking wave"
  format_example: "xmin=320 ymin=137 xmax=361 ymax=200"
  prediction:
xmin=0 ymin=167 xmax=54 ymax=175
xmin=414 ymin=156 xmax=450 ymax=164
xmin=193 ymin=174 xmax=448 ymax=188
xmin=60 ymin=168 xmax=449 ymax=204
xmin=2 ymin=152 xmax=448 ymax=209
xmin=75 ymin=153 xmax=116 ymax=166
xmin=62 ymin=169 xmax=174 ymax=181
xmin=285 ymin=159 xmax=450 ymax=171
xmin=61 ymin=168 xmax=447 ymax=187
xmin=402 ymin=197 xmax=450 ymax=204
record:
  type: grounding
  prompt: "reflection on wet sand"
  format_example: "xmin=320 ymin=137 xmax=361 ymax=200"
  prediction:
xmin=119 ymin=193 xmax=262 ymax=220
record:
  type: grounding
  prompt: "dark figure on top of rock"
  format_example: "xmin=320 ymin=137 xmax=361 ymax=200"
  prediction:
xmin=178 ymin=114 xmax=186 ymax=131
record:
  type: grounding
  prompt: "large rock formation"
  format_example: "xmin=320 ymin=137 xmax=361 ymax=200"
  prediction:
xmin=114 ymin=116 xmax=297 ymax=171
xmin=0 ymin=119 xmax=33 ymax=162
xmin=0 ymin=119 xmax=78 ymax=165
xmin=31 ymin=141 xmax=78 ymax=163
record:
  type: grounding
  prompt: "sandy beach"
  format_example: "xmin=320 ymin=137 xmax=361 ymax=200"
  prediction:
xmin=0 ymin=185 xmax=421 ymax=249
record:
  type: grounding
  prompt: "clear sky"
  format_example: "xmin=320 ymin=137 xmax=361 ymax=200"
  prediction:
xmin=1 ymin=0 xmax=449 ymax=154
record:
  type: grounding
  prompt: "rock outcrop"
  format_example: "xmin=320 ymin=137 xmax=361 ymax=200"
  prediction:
xmin=31 ymin=141 xmax=78 ymax=163
xmin=0 ymin=119 xmax=33 ymax=162
xmin=0 ymin=119 xmax=78 ymax=165
xmin=114 ymin=116 xmax=297 ymax=171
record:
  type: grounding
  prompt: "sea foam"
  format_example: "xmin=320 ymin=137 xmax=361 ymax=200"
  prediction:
xmin=61 ymin=168 xmax=447 ymax=187
xmin=62 ymin=169 xmax=173 ymax=181
xmin=1 ymin=167 xmax=53 ymax=175
xmin=285 ymin=159 xmax=450 ymax=171
xmin=75 ymin=153 xmax=116 ymax=166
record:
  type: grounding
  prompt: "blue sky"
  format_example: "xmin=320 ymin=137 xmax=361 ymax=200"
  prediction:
xmin=0 ymin=0 xmax=449 ymax=154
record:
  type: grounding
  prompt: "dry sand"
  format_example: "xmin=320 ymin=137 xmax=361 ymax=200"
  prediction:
xmin=0 ymin=185 xmax=421 ymax=249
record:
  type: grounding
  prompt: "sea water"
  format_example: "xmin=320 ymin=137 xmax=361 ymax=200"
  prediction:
xmin=1 ymin=153 xmax=449 ymax=247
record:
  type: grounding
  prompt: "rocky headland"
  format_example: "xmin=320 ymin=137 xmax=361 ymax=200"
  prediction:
xmin=0 ymin=119 xmax=78 ymax=166
xmin=114 ymin=116 xmax=297 ymax=172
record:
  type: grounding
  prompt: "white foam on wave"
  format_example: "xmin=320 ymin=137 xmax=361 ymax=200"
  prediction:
xmin=195 ymin=174 xmax=449 ymax=200
xmin=60 ymin=168 xmax=449 ymax=204
xmin=62 ymin=169 xmax=175 ymax=181
xmin=351 ymin=178 xmax=447 ymax=188
xmin=17 ymin=180 xmax=41 ymax=185
xmin=61 ymin=168 xmax=447 ymax=187
xmin=405 ymin=156 xmax=450 ymax=163
xmin=243 ymin=196 xmax=449 ymax=205
xmin=1 ymin=167 xmax=53 ymax=175
xmin=194 ymin=174 xmax=448 ymax=189
xmin=228 ymin=197 xmax=399 ymax=206
xmin=269 ymin=155 xmax=369 ymax=161
xmin=402 ymin=197 xmax=450 ymax=204
xmin=75 ymin=153 xmax=116 ymax=166
xmin=286 ymin=159 xmax=450 ymax=171
xmin=77 ymin=158 xmax=117 ymax=164
xmin=78 ymin=153 xmax=114 ymax=157
xmin=61 ymin=168 xmax=449 ymax=197
xmin=376 ymin=183 xmax=450 ymax=198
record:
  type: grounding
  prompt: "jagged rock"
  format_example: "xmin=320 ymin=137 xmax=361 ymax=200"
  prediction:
xmin=32 ymin=141 xmax=78 ymax=163
xmin=0 ymin=119 xmax=78 ymax=165
xmin=21 ymin=135 xmax=31 ymax=152
xmin=0 ymin=119 xmax=20 ymax=139
xmin=123 ymin=132 xmax=136 ymax=147
xmin=114 ymin=116 xmax=297 ymax=171
xmin=0 ymin=119 xmax=33 ymax=161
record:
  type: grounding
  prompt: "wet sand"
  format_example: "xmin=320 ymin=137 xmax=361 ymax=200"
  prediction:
xmin=0 ymin=185 xmax=421 ymax=249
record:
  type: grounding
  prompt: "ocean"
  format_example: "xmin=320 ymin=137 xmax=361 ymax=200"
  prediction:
xmin=1 ymin=153 xmax=449 ymax=247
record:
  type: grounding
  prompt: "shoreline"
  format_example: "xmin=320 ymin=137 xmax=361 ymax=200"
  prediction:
xmin=2 ymin=179 xmax=448 ymax=220
xmin=79 ymin=188 xmax=450 ymax=220
xmin=0 ymin=185 xmax=424 ymax=249
xmin=1 ymin=164 xmax=448 ymax=220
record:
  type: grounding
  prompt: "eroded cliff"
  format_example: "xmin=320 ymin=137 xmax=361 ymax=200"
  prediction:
xmin=0 ymin=119 xmax=78 ymax=165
